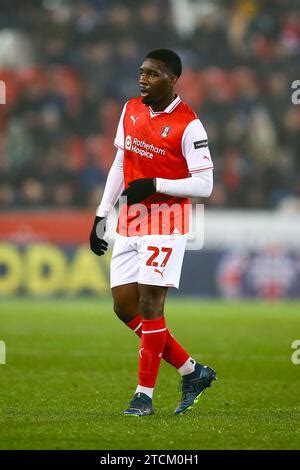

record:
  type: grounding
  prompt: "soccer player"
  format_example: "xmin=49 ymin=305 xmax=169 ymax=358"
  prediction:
xmin=89 ymin=49 xmax=216 ymax=416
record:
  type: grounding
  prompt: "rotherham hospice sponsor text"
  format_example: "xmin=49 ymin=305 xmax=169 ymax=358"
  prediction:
xmin=125 ymin=135 xmax=166 ymax=159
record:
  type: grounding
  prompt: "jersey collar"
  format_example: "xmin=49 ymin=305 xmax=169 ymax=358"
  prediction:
xmin=149 ymin=95 xmax=181 ymax=118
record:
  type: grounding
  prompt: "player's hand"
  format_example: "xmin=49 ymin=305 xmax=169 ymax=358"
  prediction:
xmin=89 ymin=216 xmax=108 ymax=256
xmin=121 ymin=178 xmax=156 ymax=205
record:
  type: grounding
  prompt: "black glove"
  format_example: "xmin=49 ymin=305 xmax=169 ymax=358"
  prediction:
xmin=89 ymin=216 xmax=108 ymax=256
xmin=121 ymin=178 xmax=156 ymax=205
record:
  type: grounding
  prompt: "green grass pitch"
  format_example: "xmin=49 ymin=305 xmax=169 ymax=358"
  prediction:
xmin=0 ymin=299 xmax=300 ymax=450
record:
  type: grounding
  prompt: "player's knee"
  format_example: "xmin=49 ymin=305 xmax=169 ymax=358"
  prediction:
xmin=113 ymin=302 xmax=128 ymax=322
xmin=113 ymin=301 xmax=136 ymax=323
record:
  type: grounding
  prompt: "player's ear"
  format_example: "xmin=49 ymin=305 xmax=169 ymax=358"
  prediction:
xmin=169 ymin=74 xmax=178 ymax=87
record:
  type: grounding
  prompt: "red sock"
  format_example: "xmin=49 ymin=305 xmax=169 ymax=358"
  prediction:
xmin=138 ymin=317 xmax=167 ymax=388
xmin=163 ymin=330 xmax=190 ymax=369
xmin=127 ymin=314 xmax=189 ymax=370
xmin=127 ymin=315 xmax=142 ymax=335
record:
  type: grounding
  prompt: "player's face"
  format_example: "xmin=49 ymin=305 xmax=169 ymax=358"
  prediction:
xmin=139 ymin=59 xmax=177 ymax=107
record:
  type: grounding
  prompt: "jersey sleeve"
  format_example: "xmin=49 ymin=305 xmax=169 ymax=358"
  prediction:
xmin=114 ymin=102 xmax=128 ymax=150
xmin=96 ymin=149 xmax=124 ymax=217
xmin=182 ymin=118 xmax=214 ymax=174
xmin=156 ymin=168 xmax=213 ymax=198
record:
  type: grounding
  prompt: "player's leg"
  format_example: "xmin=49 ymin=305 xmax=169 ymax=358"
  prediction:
xmin=111 ymin=234 xmax=216 ymax=415
xmin=137 ymin=233 xmax=197 ymax=375
xmin=110 ymin=235 xmax=144 ymax=337
xmin=124 ymin=281 xmax=216 ymax=416
xmin=136 ymin=234 xmax=216 ymax=416
xmin=112 ymin=282 xmax=193 ymax=371
xmin=112 ymin=233 xmax=198 ymax=380
xmin=110 ymin=236 xmax=190 ymax=368
xmin=124 ymin=283 xmax=167 ymax=416
xmin=112 ymin=283 xmax=140 ymax=324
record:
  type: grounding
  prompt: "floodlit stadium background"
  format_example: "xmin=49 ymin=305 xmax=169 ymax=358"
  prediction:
xmin=0 ymin=0 xmax=300 ymax=299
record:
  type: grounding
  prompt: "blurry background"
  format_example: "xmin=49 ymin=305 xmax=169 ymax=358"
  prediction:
xmin=2 ymin=2 xmax=300 ymax=451
xmin=0 ymin=0 xmax=300 ymax=299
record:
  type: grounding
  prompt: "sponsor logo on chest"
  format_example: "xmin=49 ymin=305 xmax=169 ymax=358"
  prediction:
xmin=125 ymin=135 xmax=166 ymax=159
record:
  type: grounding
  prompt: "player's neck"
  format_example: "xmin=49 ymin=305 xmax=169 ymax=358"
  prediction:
xmin=151 ymin=92 xmax=177 ymax=112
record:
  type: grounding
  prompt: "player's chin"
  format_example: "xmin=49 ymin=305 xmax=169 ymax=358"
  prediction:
xmin=141 ymin=94 xmax=154 ymax=105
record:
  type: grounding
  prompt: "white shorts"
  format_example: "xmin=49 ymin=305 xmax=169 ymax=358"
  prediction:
xmin=110 ymin=233 xmax=188 ymax=289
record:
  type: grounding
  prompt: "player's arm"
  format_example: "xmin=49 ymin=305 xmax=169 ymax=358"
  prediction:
xmin=122 ymin=170 xmax=212 ymax=204
xmin=155 ymin=169 xmax=212 ymax=198
xmin=96 ymin=148 xmax=124 ymax=218
xmin=89 ymin=149 xmax=124 ymax=256
xmin=90 ymin=103 xmax=127 ymax=256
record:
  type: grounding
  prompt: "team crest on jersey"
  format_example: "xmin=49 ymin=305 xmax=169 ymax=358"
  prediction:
xmin=161 ymin=126 xmax=172 ymax=138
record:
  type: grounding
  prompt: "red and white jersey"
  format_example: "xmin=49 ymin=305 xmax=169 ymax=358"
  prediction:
xmin=114 ymin=95 xmax=213 ymax=236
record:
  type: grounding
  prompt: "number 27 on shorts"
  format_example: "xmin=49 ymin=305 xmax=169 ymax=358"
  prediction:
xmin=146 ymin=246 xmax=173 ymax=268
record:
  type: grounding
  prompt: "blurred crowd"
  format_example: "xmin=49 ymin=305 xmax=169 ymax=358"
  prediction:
xmin=0 ymin=0 xmax=300 ymax=211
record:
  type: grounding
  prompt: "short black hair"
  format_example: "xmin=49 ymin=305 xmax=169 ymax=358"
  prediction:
xmin=145 ymin=49 xmax=182 ymax=78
